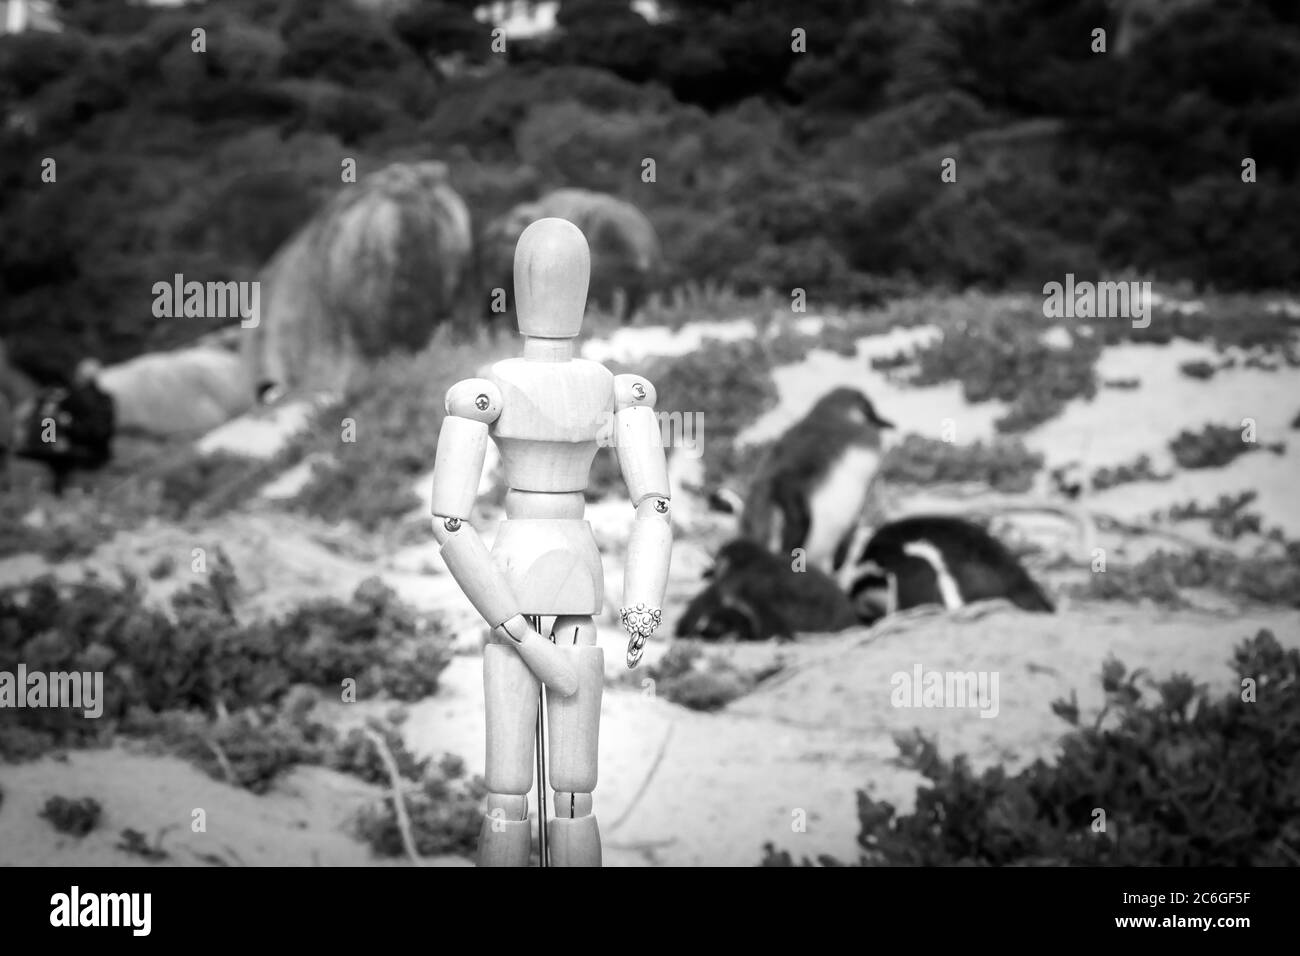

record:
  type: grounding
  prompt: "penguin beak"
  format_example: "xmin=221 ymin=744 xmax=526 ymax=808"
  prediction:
xmin=866 ymin=407 xmax=894 ymax=429
xmin=860 ymin=397 xmax=894 ymax=429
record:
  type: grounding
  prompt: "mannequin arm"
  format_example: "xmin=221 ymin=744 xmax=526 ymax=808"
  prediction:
xmin=612 ymin=374 xmax=673 ymax=668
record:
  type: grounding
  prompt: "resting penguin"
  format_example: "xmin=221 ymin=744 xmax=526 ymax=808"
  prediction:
xmin=836 ymin=515 xmax=1055 ymax=624
xmin=676 ymin=540 xmax=859 ymax=641
xmin=740 ymin=387 xmax=894 ymax=573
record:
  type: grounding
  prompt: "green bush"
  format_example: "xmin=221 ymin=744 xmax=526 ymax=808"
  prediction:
xmin=764 ymin=630 xmax=1299 ymax=866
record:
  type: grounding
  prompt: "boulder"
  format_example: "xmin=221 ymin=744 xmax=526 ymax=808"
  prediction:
xmin=244 ymin=161 xmax=473 ymax=396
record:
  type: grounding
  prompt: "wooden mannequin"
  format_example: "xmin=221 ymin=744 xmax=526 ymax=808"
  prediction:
xmin=430 ymin=217 xmax=673 ymax=867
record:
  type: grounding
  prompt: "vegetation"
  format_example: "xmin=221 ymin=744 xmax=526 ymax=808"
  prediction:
xmin=4 ymin=0 xmax=1298 ymax=384
xmin=0 ymin=447 xmax=274 ymax=560
xmin=641 ymin=642 xmax=770 ymax=712
xmin=1090 ymin=454 xmax=1170 ymax=491
xmin=1165 ymin=491 xmax=1263 ymax=540
xmin=0 ymin=552 xmax=455 ymax=762
xmin=876 ymin=305 xmax=1103 ymax=433
xmin=1169 ymin=423 xmax=1284 ymax=469
xmin=283 ymin=332 xmax=509 ymax=529
xmin=879 ymin=434 xmax=1044 ymax=493
xmin=1073 ymin=543 xmax=1300 ymax=607
xmin=354 ymin=751 xmax=487 ymax=860
xmin=40 ymin=796 xmax=103 ymax=836
xmin=636 ymin=337 xmax=781 ymax=489
xmin=0 ymin=552 xmax=484 ymax=856
xmin=763 ymin=631 xmax=1299 ymax=866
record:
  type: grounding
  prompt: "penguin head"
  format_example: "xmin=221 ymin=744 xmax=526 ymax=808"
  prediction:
xmin=813 ymin=387 xmax=895 ymax=431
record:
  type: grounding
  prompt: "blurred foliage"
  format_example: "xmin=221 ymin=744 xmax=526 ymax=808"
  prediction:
xmin=0 ymin=556 xmax=481 ymax=849
xmin=763 ymin=630 xmax=1300 ymax=865
xmin=641 ymin=337 xmax=781 ymax=488
xmin=1089 ymin=453 xmax=1171 ymax=491
xmin=353 ymin=750 xmax=487 ymax=859
xmin=284 ymin=329 xmax=510 ymax=529
xmin=879 ymin=434 xmax=1044 ymax=493
xmin=0 ymin=554 xmax=455 ymax=761
xmin=1169 ymin=423 xmax=1284 ymax=469
xmin=1165 ymin=491 xmax=1262 ymax=541
xmin=1074 ymin=541 xmax=1300 ymax=607
xmin=876 ymin=304 xmax=1103 ymax=433
xmin=39 ymin=795 xmax=103 ymax=836
xmin=1 ymin=0 xmax=1296 ymax=383
xmin=641 ymin=642 xmax=767 ymax=712
xmin=0 ymin=446 xmax=274 ymax=560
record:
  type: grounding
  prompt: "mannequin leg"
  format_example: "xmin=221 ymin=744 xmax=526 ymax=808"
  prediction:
xmin=478 ymin=642 xmax=540 ymax=867
xmin=545 ymin=615 xmax=603 ymax=866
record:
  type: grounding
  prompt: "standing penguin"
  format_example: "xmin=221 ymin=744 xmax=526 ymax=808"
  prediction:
xmin=840 ymin=515 xmax=1055 ymax=623
xmin=740 ymin=387 xmax=894 ymax=573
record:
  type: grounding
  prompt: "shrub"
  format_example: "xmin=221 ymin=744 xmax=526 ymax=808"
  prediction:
xmin=1169 ymin=424 xmax=1283 ymax=469
xmin=1073 ymin=544 xmax=1300 ymax=608
xmin=642 ymin=643 xmax=773 ymax=712
xmin=898 ymin=309 xmax=1101 ymax=433
xmin=1090 ymin=454 xmax=1171 ymax=491
xmin=287 ymin=333 xmax=509 ymax=530
xmin=763 ymin=630 xmax=1299 ymax=866
xmin=354 ymin=753 xmax=487 ymax=859
xmin=127 ymin=704 xmax=333 ymax=795
xmin=641 ymin=338 xmax=780 ymax=488
xmin=0 ymin=448 xmax=271 ymax=562
xmin=1178 ymin=359 xmax=1218 ymax=380
xmin=1166 ymin=492 xmax=1262 ymax=541
xmin=880 ymin=434 xmax=1044 ymax=493
xmin=0 ymin=556 xmax=454 ymax=762
xmin=328 ymin=718 xmax=429 ymax=786
xmin=40 ymin=796 xmax=102 ymax=837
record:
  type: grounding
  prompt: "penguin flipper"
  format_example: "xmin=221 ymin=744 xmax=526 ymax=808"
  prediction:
xmin=774 ymin=476 xmax=812 ymax=556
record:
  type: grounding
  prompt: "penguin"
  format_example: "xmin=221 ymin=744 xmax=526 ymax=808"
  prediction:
xmin=838 ymin=515 xmax=1055 ymax=624
xmin=740 ymin=387 xmax=894 ymax=574
xmin=676 ymin=539 xmax=860 ymax=642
